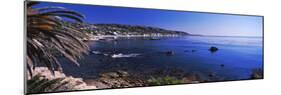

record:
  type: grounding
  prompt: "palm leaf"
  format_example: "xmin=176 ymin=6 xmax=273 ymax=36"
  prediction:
xmin=35 ymin=13 xmax=84 ymax=22
xmin=26 ymin=1 xmax=89 ymax=76
xmin=27 ymin=75 xmax=68 ymax=93
xmin=35 ymin=6 xmax=66 ymax=12
xmin=27 ymin=1 xmax=40 ymax=8
xmin=38 ymin=10 xmax=85 ymax=18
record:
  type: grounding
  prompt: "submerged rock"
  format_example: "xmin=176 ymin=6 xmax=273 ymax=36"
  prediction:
xmin=165 ymin=51 xmax=175 ymax=56
xmin=209 ymin=46 xmax=219 ymax=52
xmin=220 ymin=64 xmax=225 ymax=67
xmin=208 ymin=72 xmax=216 ymax=77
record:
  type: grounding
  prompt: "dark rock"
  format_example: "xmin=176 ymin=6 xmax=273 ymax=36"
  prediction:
xmin=191 ymin=50 xmax=196 ymax=52
xmin=209 ymin=46 xmax=219 ymax=53
xmin=220 ymin=64 xmax=225 ymax=67
xmin=165 ymin=51 xmax=175 ymax=56
xmin=208 ymin=72 xmax=216 ymax=77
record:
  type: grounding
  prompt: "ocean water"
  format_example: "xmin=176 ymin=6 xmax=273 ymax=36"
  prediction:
xmin=61 ymin=36 xmax=263 ymax=81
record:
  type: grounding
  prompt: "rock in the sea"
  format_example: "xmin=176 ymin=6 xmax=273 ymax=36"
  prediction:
xmin=208 ymin=72 xmax=216 ymax=77
xmin=209 ymin=46 xmax=219 ymax=52
xmin=165 ymin=51 xmax=175 ymax=56
xmin=220 ymin=64 xmax=225 ymax=67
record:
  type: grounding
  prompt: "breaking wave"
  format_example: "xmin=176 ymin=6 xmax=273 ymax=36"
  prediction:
xmin=111 ymin=53 xmax=140 ymax=58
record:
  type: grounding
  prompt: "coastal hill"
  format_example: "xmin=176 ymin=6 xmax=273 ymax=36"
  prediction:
xmin=65 ymin=22 xmax=190 ymax=36
xmin=92 ymin=24 xmax=189 ymax=36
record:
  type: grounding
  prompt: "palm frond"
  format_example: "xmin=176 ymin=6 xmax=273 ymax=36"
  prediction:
xmin=26 ymin=1 xmax=89 ymax=75
xmin=27 ymin=1 xmax=40 ymax=8
xmin=35 ymin=6 xmax=66 ymax=12
xmin=27 ymin=75 xmax=68 ymax=93
xmin=37 ymin=10 xmax=85 ymax=18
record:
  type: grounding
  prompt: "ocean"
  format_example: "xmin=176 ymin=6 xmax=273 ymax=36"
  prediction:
xmin=60 ymin=36 xmax=263 ymax=81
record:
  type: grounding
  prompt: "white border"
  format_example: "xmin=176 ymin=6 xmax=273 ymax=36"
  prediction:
xmin=1 ymin=0 xmax=281 ymax=95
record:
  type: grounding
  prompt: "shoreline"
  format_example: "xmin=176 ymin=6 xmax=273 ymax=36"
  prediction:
xmin=82 ymin=34 xmax=262 ymax=41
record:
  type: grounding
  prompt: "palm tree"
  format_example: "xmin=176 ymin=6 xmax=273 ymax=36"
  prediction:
xmin=27 ymin=75 xmax=69 ymax=93
xmin=26 ymin=1 xmax=89 ymax=76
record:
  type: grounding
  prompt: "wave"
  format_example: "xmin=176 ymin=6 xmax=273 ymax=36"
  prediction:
xmin=92 ymin=51 xmax=110 ymax=56
xmin=111 ymin=53 xmax=140 ymax=58
xmin=92 ymin=51 xmax=140 ymax=58
xmin=92 ymin=51 xmax=102 ymax=55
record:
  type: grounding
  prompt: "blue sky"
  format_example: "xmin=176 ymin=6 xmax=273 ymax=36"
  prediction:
xmin=33 ymin=2 xmax=263 ymax=37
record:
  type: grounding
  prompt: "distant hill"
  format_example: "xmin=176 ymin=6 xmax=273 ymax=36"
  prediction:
xmin=92 ymin=24 xmax=190 ymax=36
xmin=64 ymin=22 xmax=190 ymax=36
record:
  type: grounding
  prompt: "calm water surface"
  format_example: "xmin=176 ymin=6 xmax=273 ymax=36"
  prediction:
xmin=61 ymin=36 xmax=263 ymax=81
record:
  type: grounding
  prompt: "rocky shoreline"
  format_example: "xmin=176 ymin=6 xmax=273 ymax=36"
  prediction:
xmin=82 ymin=67 xmax=203 ymax=89
xmin=28 ymin=65 xmax=263 ymax=91
xmin=27 ymin=67 xmax=97 ymax=92
xmin=27 ymin=67 xmax=204 ymax=91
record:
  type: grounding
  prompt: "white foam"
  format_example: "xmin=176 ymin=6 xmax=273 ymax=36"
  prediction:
xmin=92 ymin=51 xmax=102 ymax=54
xmin=111 ymin=53 xmax=140 ymax=58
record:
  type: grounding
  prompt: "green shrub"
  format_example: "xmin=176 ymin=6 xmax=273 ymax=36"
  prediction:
xmin=148 ymin=76 xmax=184 ymax=86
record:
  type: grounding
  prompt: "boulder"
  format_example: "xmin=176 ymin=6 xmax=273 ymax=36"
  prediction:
xmin=209 ymin=46 xmax=219 ymax=52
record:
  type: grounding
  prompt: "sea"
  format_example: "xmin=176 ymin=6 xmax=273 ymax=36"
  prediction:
xmin=60 ymin=36 xmax=263 ymax=81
